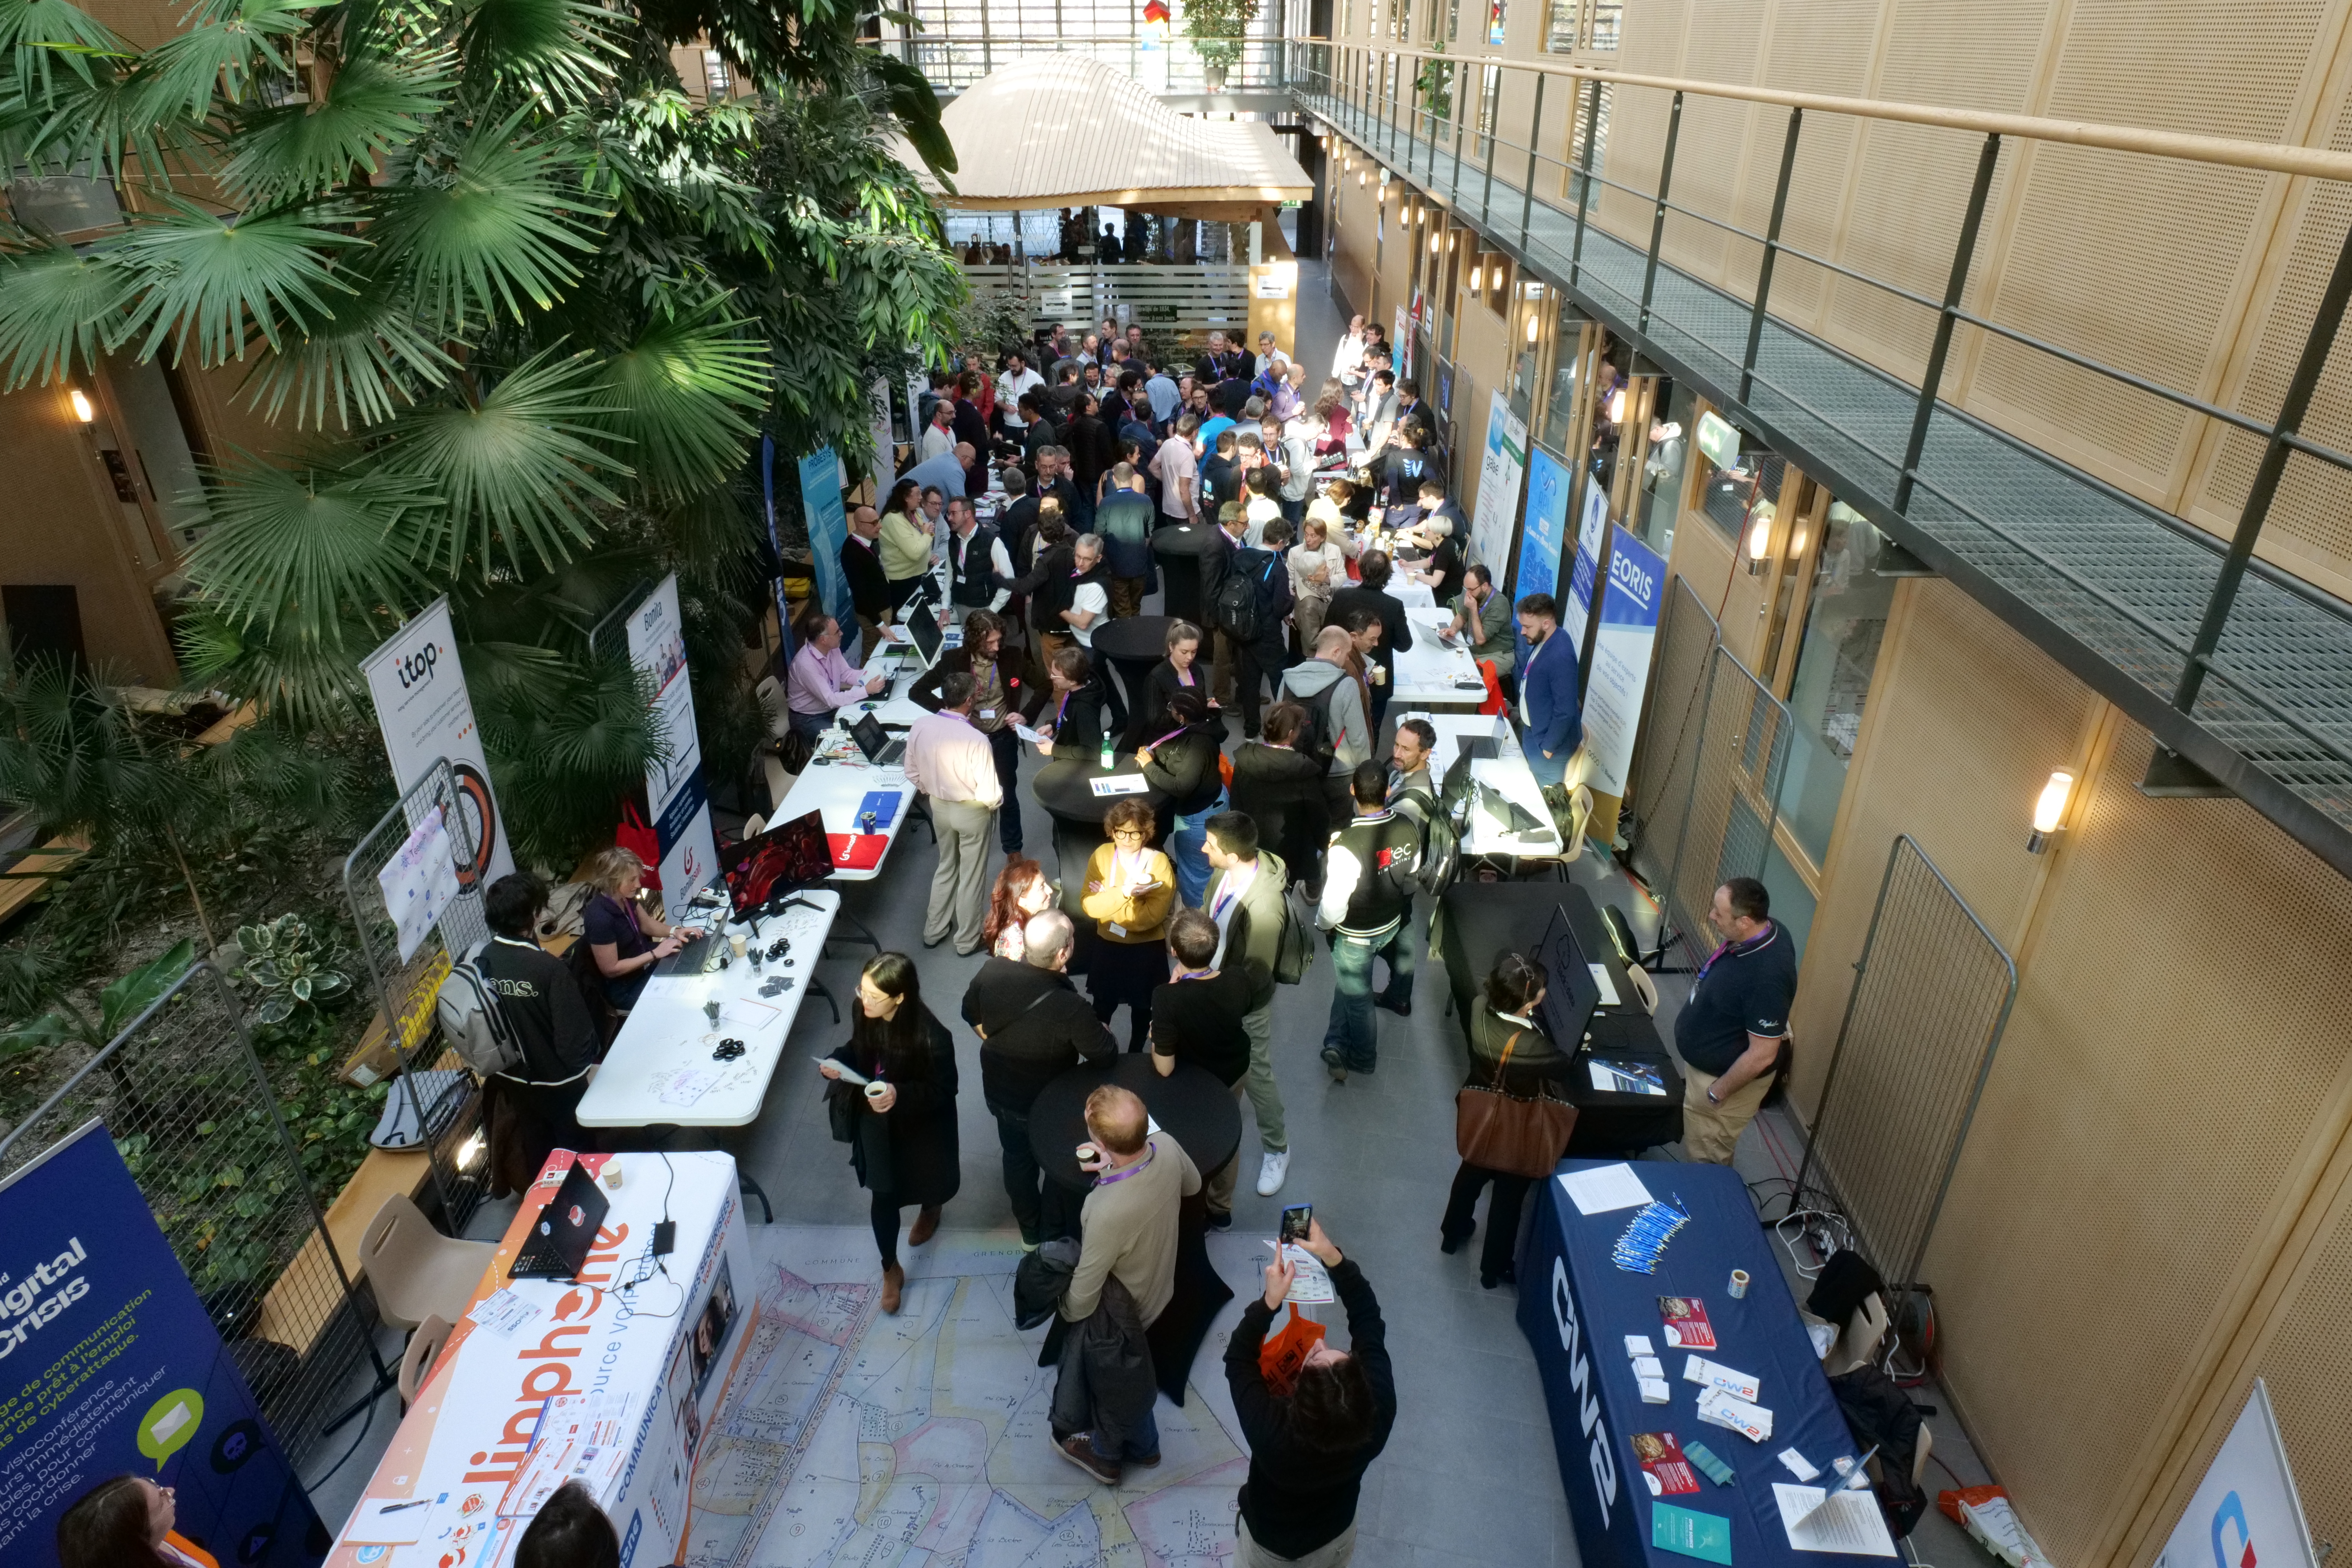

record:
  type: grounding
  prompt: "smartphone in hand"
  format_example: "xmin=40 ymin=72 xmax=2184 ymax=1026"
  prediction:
xmin=1280 ymin=1203 xmax=1312 ymax=1244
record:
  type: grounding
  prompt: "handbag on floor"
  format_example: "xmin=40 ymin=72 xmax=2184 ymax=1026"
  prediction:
xmin=1455 ymin=1031 xmax=1579 ymax=1179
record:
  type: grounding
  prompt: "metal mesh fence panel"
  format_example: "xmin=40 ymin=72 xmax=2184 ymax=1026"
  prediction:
xmin=1792 ymin=835 xmax=2018 ymax=1312
xmin=1659 ymin=645 xmax=1793 ymax=965
xmin=340 ymin=759 xmax=491 ymax=1234
xmin=1628 ymin=574 xmax=1721 ymax=897
xmin=0 ymin=963 xmax=388 ymax=1469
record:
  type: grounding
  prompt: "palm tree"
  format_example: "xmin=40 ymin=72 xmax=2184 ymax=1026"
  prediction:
xmin=0 ymin=0 xmax=964 ymax=845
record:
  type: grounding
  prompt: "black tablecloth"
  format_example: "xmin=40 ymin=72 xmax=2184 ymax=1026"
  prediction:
xmin=1085 ymin=615 xmax=1172 ymax=735
xmin=1433 ymin=881 xmax=1684 ymax=1155
xmin=1030 ymin=758 xmax=1169 ymax=828
xmin=1150 ymin=525 xmax=1225 ymax=625
xmin=1028 ymin=1054 xmax=1243 ymax=1192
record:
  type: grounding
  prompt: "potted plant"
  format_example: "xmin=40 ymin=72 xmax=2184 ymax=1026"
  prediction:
xmin=1181 ymin=0 xmax=1261 ymax=91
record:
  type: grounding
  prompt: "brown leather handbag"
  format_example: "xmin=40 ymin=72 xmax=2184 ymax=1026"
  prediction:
xmin=1455 ymin=1030 xmax=1580 ymax=1179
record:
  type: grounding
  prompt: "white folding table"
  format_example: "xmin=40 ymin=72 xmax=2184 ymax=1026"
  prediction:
xmin=1408 ymin=710 xmax=1566 ymax=862
xmin=1389 ymin=605 xmax=1489 ymax=709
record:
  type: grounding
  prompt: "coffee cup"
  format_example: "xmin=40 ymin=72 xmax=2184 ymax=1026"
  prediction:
xmin=864 ymin=1080 xmax=891 ymax=1103
xmin=730 ymin=933 xmax=748 ymax=961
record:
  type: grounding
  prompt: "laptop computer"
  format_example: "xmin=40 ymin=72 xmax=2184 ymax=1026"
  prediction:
xmin=651 ymin=927 xmax=726 ymax=977
xmin=902 ymin=603 xmax=944 ymax=667
xmin=850 ymin=710 xmax=907 ymax=767
xmin=510 ymin=1161 xmax=609 ymax=1280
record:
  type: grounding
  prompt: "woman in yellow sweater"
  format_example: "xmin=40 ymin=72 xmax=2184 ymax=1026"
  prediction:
xmin=878 ymin=478 xmax=938 ymax=608
xmin=1080 ymin=798 xmax=1175 ymax=1053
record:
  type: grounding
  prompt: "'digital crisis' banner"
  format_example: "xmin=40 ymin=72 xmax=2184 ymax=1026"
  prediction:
xmin=0 ymin=1122 xmax=324 ymax=1568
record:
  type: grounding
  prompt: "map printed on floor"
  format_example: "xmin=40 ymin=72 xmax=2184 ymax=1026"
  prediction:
xmin=682 ymin=1226 xmax=1249 ymax=1567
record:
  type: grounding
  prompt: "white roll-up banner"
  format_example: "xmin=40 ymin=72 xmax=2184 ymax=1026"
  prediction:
xmin=361 ymin=597 xmax=514 ymax=889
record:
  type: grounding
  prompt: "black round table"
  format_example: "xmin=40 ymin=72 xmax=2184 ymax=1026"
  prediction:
xmin=1088 ymin=614 xmax=1172 ymax=737
xmin=1028 ymin=1054 xmax=1242 ymax=1193
xmin=1029 ymin=757 xmax=1169 ymax=828
xmin=1150 ymin=526 xmax=1225 ymax=626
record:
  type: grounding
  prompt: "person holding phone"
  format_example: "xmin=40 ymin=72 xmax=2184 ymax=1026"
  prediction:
xmin=1079 ymin=800 xmax=1175 ymax=1052
xmin=820 ymin=953 xmax=960 ymax=1315
xmin=1225 ymin=1218 xmax=1397 ymax=1566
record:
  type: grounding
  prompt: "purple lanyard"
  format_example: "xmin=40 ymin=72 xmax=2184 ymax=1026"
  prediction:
xmin=1696 ymin=924 xmax=1773 ymax=982
xmin=1056 ymin=691 xmax=1071 ymax=726
xmin=1148 ymin=726 xmax=1187 ymax=750
xmin=1176 ymin=666 xmax=1195 ymax=688
xmin=1094 ymin=1145 xmax=1156 ymax=1187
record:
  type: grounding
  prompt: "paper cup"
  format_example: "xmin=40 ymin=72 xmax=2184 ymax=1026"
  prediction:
xmin=1728 ymin=1269 xmax=1750 ymax=1299
xmin=864 ymin=1081 xmax=889 ymax=1102
xmin=730 ymin=933 xmax=749 ymax=960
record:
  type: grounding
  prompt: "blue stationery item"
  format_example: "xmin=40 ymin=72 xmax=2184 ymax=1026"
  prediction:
xmin=1613 ymin=1197 xmax=1693 ymax=1274
xmin=1686 ymin=1441 xmax=1737 ymax=1486
xmin=1651 ymin=1503 xmax=1734 ymax=1564
xmin=856 ymin=790 xmax=901 ymax=829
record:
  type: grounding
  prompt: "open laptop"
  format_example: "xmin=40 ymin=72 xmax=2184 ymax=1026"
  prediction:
xmin=850 ymin=710 xmax=908 ymax=767
xmin=902 ymin=602 xmax=944 ymax=667
xmin=1531 ymin=904 xmax=1606 ymax=1049
xmin=510 ymin=1161 xmax=609 ymax=1280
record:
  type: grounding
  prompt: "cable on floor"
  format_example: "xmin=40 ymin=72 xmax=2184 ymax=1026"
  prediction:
xmin=301 ymin=1386 xmax=384 ymax=1491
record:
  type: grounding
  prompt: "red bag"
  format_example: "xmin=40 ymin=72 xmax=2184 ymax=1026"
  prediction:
xmin=615 ymin=801 xmax=661 ymax=888
xmin=1258 ymin=1312 xmax=1327 ymax=1396
xmin=828 ymin=834 xmax=887 ymax=870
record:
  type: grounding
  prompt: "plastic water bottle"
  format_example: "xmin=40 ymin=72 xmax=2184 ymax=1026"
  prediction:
xmin=1099 ymin=730 xmax=1114 ymax=771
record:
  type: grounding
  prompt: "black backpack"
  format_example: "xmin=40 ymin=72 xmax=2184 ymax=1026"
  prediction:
xmin=1826 ymin=1365 xmax=1929 ymax=1538
xmin=1292 ymin=678 xmax=1341 ymax=767
xmin=1213 ymin=552 xmax=1272 ymax=642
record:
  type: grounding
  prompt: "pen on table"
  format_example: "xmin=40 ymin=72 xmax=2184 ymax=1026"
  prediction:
xmin=377 ymin=1499 xmax=432 ymax=1513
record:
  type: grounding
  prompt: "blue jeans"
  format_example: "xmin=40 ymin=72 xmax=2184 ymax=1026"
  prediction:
xmin=1090 ymin=1399 xmax=1160 ymax=1461
xmin=1170 ymin=790 xmax=1227 ymax=908
xmin=1517 ymin=721 xmax=1572 ymax=786
xmin=1323 ymin=922 xmax=1413 ymax=1071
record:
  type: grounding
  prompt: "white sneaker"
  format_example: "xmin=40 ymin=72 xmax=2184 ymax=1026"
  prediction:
xmin=1256 ymin=1150 xmax=1290 ymax=1197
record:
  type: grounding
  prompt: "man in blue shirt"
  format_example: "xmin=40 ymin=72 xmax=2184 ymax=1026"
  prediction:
xmin=1512 ymin=593 xmax=1582 ymax=786
xmin=1095 ymin=462 xmax=1156 ymax=618
xmin=1145 ymin=365 xmax=1181 ymax=429
xmin=900 ymin=444 xmax=971 ymax=502
xmin=1675 ymin=877 xmax=1798 ymax=1164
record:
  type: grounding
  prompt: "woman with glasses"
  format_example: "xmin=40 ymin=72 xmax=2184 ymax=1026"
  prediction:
xmin=1079 ymin=799 xmax=1176 ymax=1052
xmin=820 ymin=953 xmax=960 ymax=1314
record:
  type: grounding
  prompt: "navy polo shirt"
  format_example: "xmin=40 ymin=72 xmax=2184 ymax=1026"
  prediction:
xmin=1673 ymin=920 xmax=1798 ymax=1076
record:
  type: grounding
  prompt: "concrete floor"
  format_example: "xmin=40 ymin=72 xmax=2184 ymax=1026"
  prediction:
xmin=310 ymin=259 xmax=2005 ymax=1566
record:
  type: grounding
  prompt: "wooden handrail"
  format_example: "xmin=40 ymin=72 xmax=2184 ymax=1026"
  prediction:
xmin=1290 ymin=38 xmax=2352 ymax=185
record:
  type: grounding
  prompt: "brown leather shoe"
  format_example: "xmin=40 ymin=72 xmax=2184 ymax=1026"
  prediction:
xmin=908 ymin=1205 xmax=942 ymax=1248
xmin=882 ymin=1263 xmax=904 ymax=1314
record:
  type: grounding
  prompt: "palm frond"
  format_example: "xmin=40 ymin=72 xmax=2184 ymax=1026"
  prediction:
xmin=182 ymin=454 xmax=442 ymax=642
xmin=131 ymin=0 xmax=306 ymax=122
xmin=377 ymin=347 xmax=626 ymax=577
xmin=373 ymin=107 xmax=602 ymax=334
xmin=18 ymin=56 xmax=215 ymax=189
xmin=238 ymin=264 xmax=456 ymax=428
xmin=0 ymin=0 xmax=128 ymax=100
xmin=596 ymin=305 xmax=765 ymax=498
xmin=171 ymin=602 xmax=378 ymax=731
xmin=474 ymin=642 xmax=666 ymax=869
xmin=223 ymin=52 xmax=451 ymax=204
xmin=457 ymin=0 xmax=626 ymax=104
xmin=0 ymin=237 xmax=135 ymax=386
xmin=114 ymin=195 xmax=364 ymax=366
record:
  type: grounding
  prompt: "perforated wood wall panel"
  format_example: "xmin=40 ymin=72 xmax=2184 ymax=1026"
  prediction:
xmin=1925 ymin=721 xmax=2352 ymax=1566
xmin=2240 ymin=1193 xmax=2352 ymax=1559
xmin=1727 ymin=0 xmax=1879 ymax=325
xmin=83 ymin=0 xmax=191 ymax=46
xmin=1785 ymin=581 xmax=2092 ymax=1114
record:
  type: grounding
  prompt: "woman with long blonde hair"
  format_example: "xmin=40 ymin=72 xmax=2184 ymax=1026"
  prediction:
xmin=581 ymin=846 xmax=696 ymax=1014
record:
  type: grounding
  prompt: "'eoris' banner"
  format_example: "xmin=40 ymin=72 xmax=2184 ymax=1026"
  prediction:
xmin=360 ymin=597 xmax=514 ymax=889
xmin=0 ymin=1122 xmax=323 ymax=1568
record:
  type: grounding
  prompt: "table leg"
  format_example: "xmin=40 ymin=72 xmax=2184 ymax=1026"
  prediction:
xmin=827 ymin=908 xmax=882 ymax=952
xmin=738 ymin=1171 xmax=774 ymax=1224
xmin=806 ymin=975 xmax=843 ymax=1025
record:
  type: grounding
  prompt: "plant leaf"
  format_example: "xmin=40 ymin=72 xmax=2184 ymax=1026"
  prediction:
xmin=0 ymin=0 xmax=128 ymax=99
xmin=113 ymin=196 xmax=365 ymax=367
xmin=98 ymin=936 xmax=194 ymax=1035
xmin=595 ymin=306 xmax=766 ymax=499
xmin=132 ymin=0 xmax=306 ymax=122
xmin=223 ymin=52 xmax=451 ymax=204
xmin=457 ymin=0 xmax=626 ymax=103
xmin=0 ymin=238 xmax=138 ymax=387
xmin=236 ymin=263 xmax=457 ymax=429
xmin=183 ymin=455 xmax=441 ymax=641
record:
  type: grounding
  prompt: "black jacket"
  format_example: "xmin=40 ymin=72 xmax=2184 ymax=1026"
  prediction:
xmin=825 ymin=1010 xmax=960 ymax=1205
xmin=1008 ymin=540 xmax=1078 ymax=635
xmin=911 ymin=648 xmax=1039 ymax=722
xmin=840 ymin=534 xmax=889 ymax=621
xmin=962 ymin=959 xmax=1114 ymax=1114
xmin=1465 ymin=1006 xmax=1573 ymax=1098
xmin=1038 ymin=678 xmax=1111 ymax=759
xmin=475 ymin=935 xmax=600 ymax=1084
xmin=1140 ymin=726 xmax=1224 ymax=816
xmin=1326 ymin=584 xmax=1413 ymax=675
xmin=1229 ymin=742 xmax=1328 ymax=879
xmin=1064 ymin=414 xmax=1116 ymax=497
xmin=1226 ymin=1257 xmax=1397 ymax=1558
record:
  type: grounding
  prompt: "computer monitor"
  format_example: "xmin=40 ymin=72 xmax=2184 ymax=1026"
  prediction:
xmin=1439 ymin=739 xmax=1481 ymax=815
xmin=1531 ymin=903 xmax=1605 ymax=1049
xmin=903 ymin=602 xmax=944 ymax=666
xmin=719 ymin=810 xmax=832 ymax=916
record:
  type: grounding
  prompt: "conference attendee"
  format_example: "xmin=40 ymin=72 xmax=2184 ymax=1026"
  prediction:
xmin=1332 ymin=313 xmax=1369 ymax=383
xmin=1147 ymin=908 xmax=1252 ymax=1225
xmin=582 ymin=846 xmax=697 ymax=1015
xmin=904 ymin=670 xmax=1002 ymax=954
xmin=1368 ymin=421 xmax=1434 ymax=511
xmin=1388 ymin=719 xmax=1437 ymax=818
xmin=1312 ymin=384 xmax=1354 ymax=459
xmin=1064 ymin=394 xmax=1117 ymax=530
xmin=1451 ymin=563 xmax=1516 ymax=686
xmin=1080 ymin=799 xmax=1174 ymax=1052
xmin=1278 ymin=626 xmax=1374 ymax=828
xmin=1061 ymin=532 xmax=1112 ymax=650
xmin=1153 ymin=412 xmax=1201 ymax=523
xmin=1316 ymin=761 xmax=1420 ymax=1082
xmin=1327 ymin=551 xmax=1412 ymax=733
xmin=1402 ymin=505 xmax=1463 ymax=608
xmin=899 ymin=439 xmax=972 ymax=503
xmin=1137 ymin=619 xmax=1211 ymax=744
xmin=1146 ymin=361 xmax=1182 ymax=427
xmin=1677 ymin=877 xmax=1798 ymax=1165
xmin=1136 ymin=689 xmax=1226 ymax=908
xmin=1289 ymin=514 xmax=1349 ymax=652
xmin=964 ymin=909 xmax=1114 ymax=1245
xmin=1392 ymin=377 xmax=1430 ymax=444
xmin=784 ymin=607 xmax=882 ymax=739
xmin=1359 ymin=369 xmax=1400 ymax=448
xmin=982 ymin=855 xmax=1058 ymax=960
xmin=913 ymin=611 xmax=1031 ymax=856
xmin=1513 ymin=592 xmax=1583 ymax=787
xmin=516 ymin=1482 xmax=621 ymax=1568
xmin=820 ymin=953 xmax=960 ymax=1314
xmin=1056 ymin=1084 xmax=1202 ymax=1483
xmin=946 ymin=494 xmax=1013 ymax=615
xmin=1278 ymin=407 xmax=1318 ymax=522
xmin=1205 ymin=500 xmax=1250 ymax=707
xmin=1007 ymin=505 xmax=1078 ymax=674
xmin=477 ymin=871 xmax=603 ymax=1193
xmin=952 ymin=372 xmax=990 ymax=451
xmin=1229 ymin=702 xmax=1330 ymax=895
xmin=999 ymin=350 xmax=1045 ymax=431
xmin=1202 ymin=812 xmax=1293 ymax=1196
xmin=1032 ymin=644 xmax=1112 ymax=761
xmin=840 ymin=504 xmax=890 ymax=659
xmin=1228 ymin=516 xmax=1296 ymax=741
xmin=918 ymin=396 xmax=956 ymax=463
xmin=1411 ymin=477 xmax=1470 ymax=543
xmin=1225 ymin=1219 xmax=1396 ymax=1568
xmin=57 ymin=1474 xmax=220 ymax=1568
xmin=1243 ymin=463 xmax=1284 ymax=546
xmin=1198 ymin=426 xmax=1241 ymax=519
xmin=879 ymin=480 xmax=938 ymax=609
xmin=1095 ymin=462 xmax=1155 ymax=616
xmin=1441 ymin=951 xmax=1573 ymax=1287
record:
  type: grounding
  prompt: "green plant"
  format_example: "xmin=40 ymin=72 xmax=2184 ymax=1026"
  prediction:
xmin=0 ymin=939 xmax=195 ymax=1063
xmin=234 ymin=914 xmax=352 ymax=1025
xmin=1416 ymin=39 xmax=1453 ymax=121
xmin=1181 ymin=0 xmax=1264 ymax=68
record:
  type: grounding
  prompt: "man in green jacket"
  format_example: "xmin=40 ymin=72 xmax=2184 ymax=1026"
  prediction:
xmin=1203 ymin=811 xmax=1295 ymax=1197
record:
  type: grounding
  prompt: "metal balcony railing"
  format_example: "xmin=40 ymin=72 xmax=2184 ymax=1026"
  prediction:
xmin=1285 ymin=37 xmax=2352 ymax=878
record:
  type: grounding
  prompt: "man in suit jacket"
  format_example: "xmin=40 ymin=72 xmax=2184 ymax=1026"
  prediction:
xmin=838 ymin=505 xmax=890 ymax=661
xmin=1512 ymin=592 xmax=1583 ymax=786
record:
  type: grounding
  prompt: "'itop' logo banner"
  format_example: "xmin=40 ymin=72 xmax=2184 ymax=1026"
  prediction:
xmin=361 ymin=597 xmax=516 ymax=889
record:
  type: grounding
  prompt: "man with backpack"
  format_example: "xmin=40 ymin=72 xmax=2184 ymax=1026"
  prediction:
xmin=1216 ymin=516 xmax=1297 ymax=740
xmin=1278 ymin=625 xmax=1374 ymax=832
xmin=1315 ymin=761 xmax=1423 ymax=1081
xmin=456 ymin=872 xmax=604 ymax=1194
xmin=1203 ymin=812 xmax=1296 ymax=1197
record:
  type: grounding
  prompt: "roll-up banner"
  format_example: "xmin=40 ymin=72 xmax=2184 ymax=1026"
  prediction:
xmin=361 ymin=597 xmax=514 ymax=889
xmin=626 ymin=575 xmax=720 ymax=923
xmin=1469 ymin=389 xmax=1528 ymax=581
xmin=1583 ymin=529 xmax=1668 ymax=844
xmin=1519 ymin=445 xmax=1572 ymax=606
xmin=1563 ymin=474 xmax=1611 ymax=678
xmin=0 ymin=1121 xmax=325 ymax=1568
xmin=799 ymin=445 xmax=854 ymax=626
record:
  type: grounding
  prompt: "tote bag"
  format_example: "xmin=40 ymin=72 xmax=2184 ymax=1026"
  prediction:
xmin=1455 ymin=1031 xmax=1579 ymax=1179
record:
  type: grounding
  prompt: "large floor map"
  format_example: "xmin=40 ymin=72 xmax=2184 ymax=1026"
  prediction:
xmin=682 ymin=1227 xmax=1247 ymax=1568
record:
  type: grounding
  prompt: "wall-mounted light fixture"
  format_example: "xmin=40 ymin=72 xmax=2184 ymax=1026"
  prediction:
xmin=2027 ymin=770 xmax=2074 ymax=853
xmin=1429 ymin=231 xmax=1442 ymax=253
xmin=1606 ymin=385 xmax=1626 ymax=424
xmin=69 ymin=388 xmax=94 ymax=423
xmin=1466 ymin=265 xmax=1482 ymax=293
xmin=1524 ymin=310 xmax=1539 ymax=344
xmin=1744 ymin=500 xmax=1776 ymax=574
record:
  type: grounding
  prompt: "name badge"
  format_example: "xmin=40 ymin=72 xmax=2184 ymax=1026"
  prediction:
xmin=979 ymin=709 xmax=995 ymax=720
xmin=1107 ymin=922 xmax=1128 ymax=938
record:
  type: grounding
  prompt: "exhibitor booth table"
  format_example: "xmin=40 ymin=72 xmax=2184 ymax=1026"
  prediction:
xmin=1522 ymin=1159 xmax=1893 ymax=1568
xmin=1435 ymin=881 xmax=1684 ymax=1155
xmin=328 ymin=1150 xmax=753 ymax=1568
xmin=1391 ymin=606 xmax=1489 ymax=710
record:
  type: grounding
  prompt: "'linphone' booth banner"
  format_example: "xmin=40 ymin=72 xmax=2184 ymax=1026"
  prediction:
xmin=0 ymin=1122 xmax=324 ymax=1568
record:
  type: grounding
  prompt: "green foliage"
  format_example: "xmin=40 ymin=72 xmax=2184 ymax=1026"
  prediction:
xmin=1180 ymin=0 xmax=1262 ymax=66
xmin=234 ymin=913 xmax=352 ymax=1024
xmin=0 ymin=937 xmax=194 ymax=1062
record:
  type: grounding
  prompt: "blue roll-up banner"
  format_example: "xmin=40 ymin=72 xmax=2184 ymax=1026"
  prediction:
xmin=0 ymin=1122 xmax=324 ymax=1568
xmin=797 ymin=445 xmax=854 ymax=626
xmin=1520 ymin=446 xmax=1573 ymax=603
